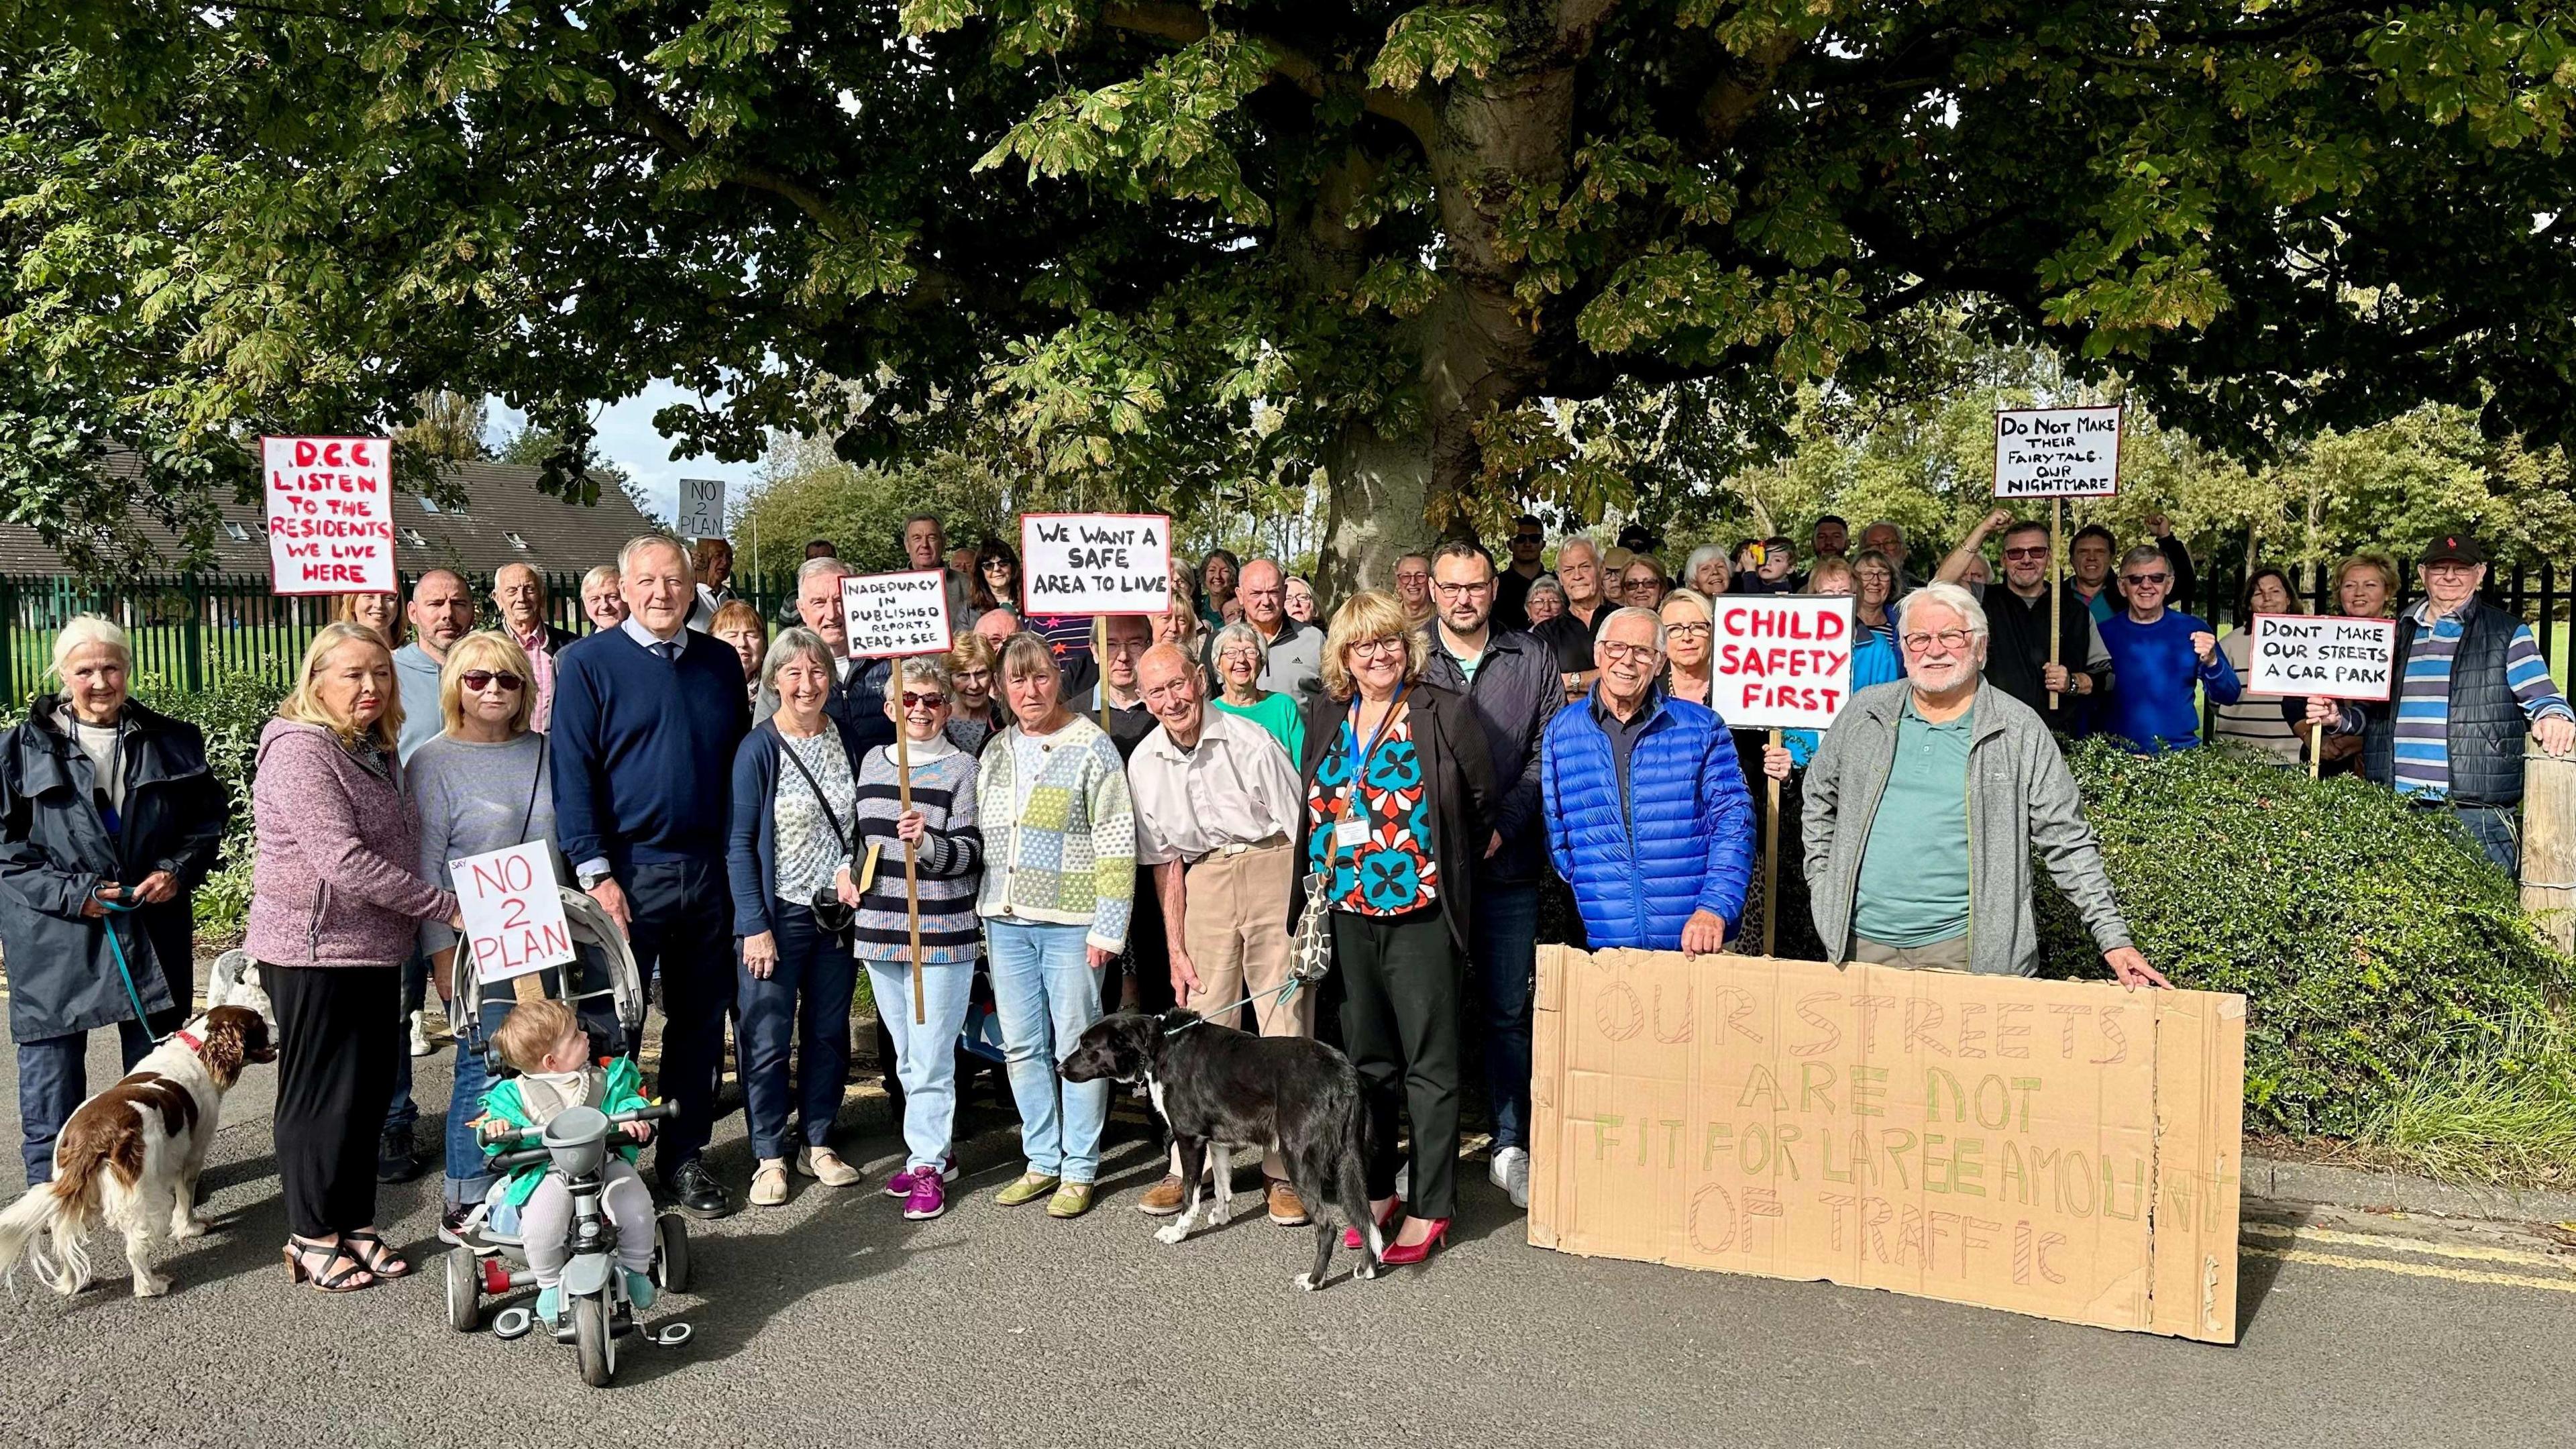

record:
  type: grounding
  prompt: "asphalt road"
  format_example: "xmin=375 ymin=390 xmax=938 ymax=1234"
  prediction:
xmin=1 ymin=1018 xmax=2572 ymax=1448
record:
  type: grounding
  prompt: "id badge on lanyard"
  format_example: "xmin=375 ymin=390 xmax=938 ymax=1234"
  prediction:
xmin=1334 ymin=684 xmax=1407 ymax=852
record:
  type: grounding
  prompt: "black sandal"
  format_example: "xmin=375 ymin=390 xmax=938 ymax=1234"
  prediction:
xmin=339 ymin=1229 xmax=413 ymax=1279
xmin=282 ymin=1236 xmax=375 ymax=1293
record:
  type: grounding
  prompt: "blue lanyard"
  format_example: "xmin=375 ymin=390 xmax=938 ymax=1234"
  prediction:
xmin=1339 ymin=681 xmax=1410 ymax=815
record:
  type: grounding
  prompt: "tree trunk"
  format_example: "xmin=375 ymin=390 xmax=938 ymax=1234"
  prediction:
xmin=1315 ymin=416 xmax=1434 ymax=602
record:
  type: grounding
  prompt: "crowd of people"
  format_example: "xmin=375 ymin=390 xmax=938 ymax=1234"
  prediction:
xmin=2 ymin=503 xmax=2569 ymax=1297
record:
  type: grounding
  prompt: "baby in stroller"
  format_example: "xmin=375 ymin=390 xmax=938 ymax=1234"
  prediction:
xmin=478 ymin=1000 xmax=658 ymax=1322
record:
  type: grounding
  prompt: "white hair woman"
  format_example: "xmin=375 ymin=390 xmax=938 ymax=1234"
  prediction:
xmin=978 ymin=633 xmax=1135 ymax=1219
xmin=1682 ymin=544 xmax=1731 ymax=598
xmin=851 ymin=657 xmax=985 ymax=1219
xmin=1209 ymin=620 xmax=1304 ymax=763
xmin=0 ymin=616 xmax=226 ymax=1191
xmin=725 ymin=627 xmax=867 ymax=1206
xmin=252 ymin=622 xmax=464 ymax=1291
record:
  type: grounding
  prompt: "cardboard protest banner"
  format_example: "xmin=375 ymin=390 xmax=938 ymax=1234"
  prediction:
xmin=261 ymin=436 xmax=395 ymax=596
xmin=453 ymin=842 xmax=576 ymax=985
xmin=676 ymin=477 xmax=727 ymax=540
xmin=2247 ymin=613 xmax=2398 ymax=701
xmin=1530 ymin=946 xmax=2245 ymax=1342
xmin=1709 ymin=595 xmax=1856 ymax=731
xmin=1993 ymin=407 xmax=2123 ymax=499
xmin=841 ymin=570 xmax=955 ymax=659
xmin=1020 ymin=513 xmax=1173 ymax=616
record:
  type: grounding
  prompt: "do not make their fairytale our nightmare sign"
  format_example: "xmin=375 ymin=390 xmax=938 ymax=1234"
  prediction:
xmin=1708 ymin=596 xmax=1856 ymax=732
xmin=1020 ymin=513 xmax=1174 ymax=616
xmin=262 ymin=436 xmax=396 ymax=596
xmin=1993 ymin=407 xmax=2123 ymax=500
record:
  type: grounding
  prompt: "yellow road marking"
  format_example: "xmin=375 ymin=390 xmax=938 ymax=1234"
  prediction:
xmin=2243 ymin=1244 xmax=2576 ymax=1295
xmin=2241 ymin=1220 xmax=2576 ymax=1273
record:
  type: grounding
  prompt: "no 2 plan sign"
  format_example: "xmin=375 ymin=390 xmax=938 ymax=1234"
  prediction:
xmin=453 ymin=841 xmax=575 ymax=984
xmin=2247 ymin=614 xmax=2399 ymax=700
xmin=1021 ymin=513 xmax=1173 ymax=615
xmin=263 ymin=436 xmax=395 ymax=595
xmin=1994 ymin=407 xmax=2122 ymax=500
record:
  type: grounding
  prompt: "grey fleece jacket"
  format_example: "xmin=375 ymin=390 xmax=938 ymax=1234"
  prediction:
xmin=1801 ymin=680 xmax=2132 ymax=976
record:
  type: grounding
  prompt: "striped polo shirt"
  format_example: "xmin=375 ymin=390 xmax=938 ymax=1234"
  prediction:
xmin=2388 ymin=598 xmax=2572 ymax=799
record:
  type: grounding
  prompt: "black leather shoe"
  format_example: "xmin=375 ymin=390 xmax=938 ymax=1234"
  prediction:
xmin=661 ymin=1158 xmax=733 ymax=1220
xmin=376 ymin=1128 xmax=426 ymax=1184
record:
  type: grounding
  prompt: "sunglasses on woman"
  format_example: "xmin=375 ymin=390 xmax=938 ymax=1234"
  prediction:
xmin=460 ymin=670 xmax=523 ymax=692
xmin=900 ymin=691 xmax=948 ymax=710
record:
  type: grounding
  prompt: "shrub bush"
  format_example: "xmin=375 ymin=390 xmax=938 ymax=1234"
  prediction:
xmin=2033 ymin=741 xmax=2574 ymax=1140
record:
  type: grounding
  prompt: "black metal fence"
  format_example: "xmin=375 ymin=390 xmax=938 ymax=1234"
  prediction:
xmin=0 ymin=570 xmax=796 ymax=700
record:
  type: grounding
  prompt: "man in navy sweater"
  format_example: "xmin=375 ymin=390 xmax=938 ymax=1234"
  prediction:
xmin=550 ymin=535 xmax=752 ymax=1218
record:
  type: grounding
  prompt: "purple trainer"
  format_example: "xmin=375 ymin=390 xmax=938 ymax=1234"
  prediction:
xmin=902 ymin=1169 xmax=947 ymax=1220
xmin=883 ymin=1156 xmax=960 ymax=1199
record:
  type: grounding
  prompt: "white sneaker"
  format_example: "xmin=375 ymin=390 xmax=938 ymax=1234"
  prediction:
xmin=407 ymin=1010 xmax=433 ymax=1057
xmin=1491 ymin=1146 xmax=1530 ymax=1210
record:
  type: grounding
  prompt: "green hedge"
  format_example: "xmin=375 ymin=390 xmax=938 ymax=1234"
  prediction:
xmin=2033 ymin=741 xmax=2575 ymax=1140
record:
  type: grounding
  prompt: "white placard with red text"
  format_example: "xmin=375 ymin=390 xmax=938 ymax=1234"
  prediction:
xmin=1020 ymin=513 xmax=1173 ymax=616
xmin=1994 ymin=407 xmax=2123 ymax=499
xmin=1709 ymin=596 xmax=1856 ymax=731
xmin=843 ymin=570 xmax=955 ymax=659
xmin=2247 ymin=613 xmax=2398 ymax=700
xmin=453 ymin=842 xmax=575 ymax=984
xmin=262 ymin=436 xmax=395 ymax=596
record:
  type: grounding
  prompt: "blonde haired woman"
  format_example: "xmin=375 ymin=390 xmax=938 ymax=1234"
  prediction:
xmin=1290 ymin=590 xmax=1497 ymax=1266
xmin=0 ymin=616 xmax=225 ymax=1188
xmin=332 ymin=591 xmax=401 ymax=648
xmin=252 ymin=623 xmax=462 ymax=1291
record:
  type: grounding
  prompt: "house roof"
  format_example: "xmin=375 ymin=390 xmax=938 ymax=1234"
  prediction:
xmin=0 ymin=451 xmax=666 ymax=580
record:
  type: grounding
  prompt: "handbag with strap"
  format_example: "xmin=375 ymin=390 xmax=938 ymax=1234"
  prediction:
xmin=775 ymin=731 xmax=859 ymax=939
xmin=1288 ymin=867 xmax=1336 ymax=987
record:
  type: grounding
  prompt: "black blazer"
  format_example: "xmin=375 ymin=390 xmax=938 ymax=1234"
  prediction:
xmin=1285 ymin=678 xmax=1499 ymax=957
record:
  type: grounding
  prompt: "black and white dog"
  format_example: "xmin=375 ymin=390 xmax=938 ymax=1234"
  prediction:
xmin=1060 ymin=1010 xmax=1381 ymax=1289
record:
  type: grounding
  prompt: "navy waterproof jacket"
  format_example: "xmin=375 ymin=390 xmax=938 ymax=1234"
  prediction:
xmin=1541 ymin=690 xmax=1755 ymax=949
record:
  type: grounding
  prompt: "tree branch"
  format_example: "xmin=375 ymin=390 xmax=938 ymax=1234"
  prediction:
xmin=1097 ymin=1 xmax=1438 ymax=150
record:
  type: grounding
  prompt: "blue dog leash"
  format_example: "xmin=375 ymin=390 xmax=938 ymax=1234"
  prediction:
xmin=1164 ymin=977 xmax=1307 ymax=1037
xmin=97 ymin=896 xmax=168 ymax=1045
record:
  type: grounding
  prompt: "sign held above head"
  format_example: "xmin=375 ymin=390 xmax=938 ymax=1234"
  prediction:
xmin=676 ymin=477 xmax=727 ymax=541
xmin=262 ymin=435 xmax=395 ymax=596
xmin=1993 ymin=407 xmax=2123 ymax=500
xmin=842 ymin=570 xmax=955 ymax=659
xmin=1021 ymin=512 xmax=1174 ymax=616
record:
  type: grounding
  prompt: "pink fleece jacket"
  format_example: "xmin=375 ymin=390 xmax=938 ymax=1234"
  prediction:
xmin=246 ymin=720 xmax=458 ymax=968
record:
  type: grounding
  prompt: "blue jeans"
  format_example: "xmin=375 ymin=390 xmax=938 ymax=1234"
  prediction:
xmin=985 ymin=920 xmax=1106 ymax=1183
xmin=18 ymin=1017 xmax=157 ymax=1185
xmin=1469 ymin=879 xmax=1540 ymax=1152
xmin=735 ymin=902 xmax=859 ymax=1160
xmin=865 ymin=957 xmax=975 ymax=1172
xmin=2451 ymin=804 xmax=2521 ymax=877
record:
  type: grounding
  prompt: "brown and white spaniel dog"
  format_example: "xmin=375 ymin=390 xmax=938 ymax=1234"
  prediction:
xmin=0 ymin=1002 xmax=275 ymax=1298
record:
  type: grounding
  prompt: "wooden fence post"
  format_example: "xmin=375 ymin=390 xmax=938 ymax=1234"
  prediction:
xmin=2522 ymin=743 xmax=2576 ymax=954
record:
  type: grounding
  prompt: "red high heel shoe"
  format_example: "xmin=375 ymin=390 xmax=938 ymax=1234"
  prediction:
xmin=1344 ymin=1199 xmax=1403 ymax=1250
xmin=1379 ymin=1218 xmax=1450 ymax=1266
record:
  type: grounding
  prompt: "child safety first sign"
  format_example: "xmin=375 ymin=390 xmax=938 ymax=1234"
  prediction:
xmin=1709 ymin=597 xmax=1856 ymax=731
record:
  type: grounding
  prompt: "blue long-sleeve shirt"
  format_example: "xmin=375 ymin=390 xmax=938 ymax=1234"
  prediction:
xmin=549 ymin=626 xmax=750 ymax=875
xmin=1782 ymin=630 xmax=1905 ymax=767
xmin=2096 ymin=610 xmax=2239 ymax=753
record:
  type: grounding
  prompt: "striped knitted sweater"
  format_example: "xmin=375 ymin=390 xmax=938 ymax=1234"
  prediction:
xmin=975 ymin=714 xmax=1136 ymax=954
xmin=851 ymin=741 xmax=983 ymax=964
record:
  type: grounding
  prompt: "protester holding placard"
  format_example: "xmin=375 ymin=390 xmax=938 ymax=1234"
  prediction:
xmin=977 ymin=634 xmax=1136 ymax=1220
xmin=1289 ymin=590 xmax=1498 ymax=1265
xmin=1934 ymin=511 xmax=2112 ymax=733
xmin=410 ymin=629 xmax=586 ymax=1239
xmin=727 ymin=627 xmax=870 ymax=1208
xmin=2210 ymin=569 xmax=2310 ymax=764
xmin=851 ymin=657 xmax=985 ymax=1221
xmin=551 ymin=535 xmax=753 ymax=1220
xmin=1802 ymin=583 xmax=2169 ymax=987
xmin=1 ymin=617 xmax=225 ymax=1187
xmin=252 ymin=622 xmax=464 ymax=1291
xmin=1419 ymin=541 xmax=1560 ymax=1212
xmin=2304 ymin=532 xmax=2576 ymax=875
xmin=2095 ymin=545 xmax=2240 ymax=753
xmin=1542 ymin=606 xmax=1753 ymax=957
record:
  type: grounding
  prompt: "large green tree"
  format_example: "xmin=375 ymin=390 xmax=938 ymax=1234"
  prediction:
xmin=5 ymin=1 xmax=2573 ymax=585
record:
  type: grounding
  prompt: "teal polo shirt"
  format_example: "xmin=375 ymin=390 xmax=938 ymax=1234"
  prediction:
xmin=1852 ymin=700 xmax=1974 ymax=948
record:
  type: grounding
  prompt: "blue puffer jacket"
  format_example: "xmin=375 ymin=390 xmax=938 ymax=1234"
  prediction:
xmin=1542 ymin=691 xmax=1756 ymax=949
